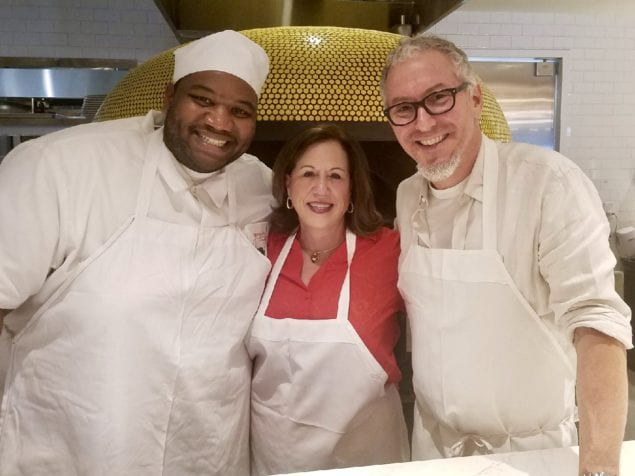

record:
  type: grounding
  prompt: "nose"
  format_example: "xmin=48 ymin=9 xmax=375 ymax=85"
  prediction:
xmin=412 ymin=104 xmax=437 ymax=131
xmin=314 ymin=174 xmax=328 ymax=194
xmin=203 ymin=106 xmax=232 ymax=131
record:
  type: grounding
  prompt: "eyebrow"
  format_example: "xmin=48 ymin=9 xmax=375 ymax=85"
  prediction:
xmin=298 ymin=165 xmax=348 ymax=172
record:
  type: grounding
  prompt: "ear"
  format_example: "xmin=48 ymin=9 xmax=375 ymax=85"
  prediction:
xmin=471 ymin=82 xmax=483 ymax=113
xmin=162 ymin=82 xmax=176 ymax=113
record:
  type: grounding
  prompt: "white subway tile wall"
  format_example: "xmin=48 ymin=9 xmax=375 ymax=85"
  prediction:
xmin=0 ymin=0 xmax=177 ymax=62
xmin=0 ymin=1 xmax=633 ymax=225
xmin=430 ymin=9 xmax=635 ymax=227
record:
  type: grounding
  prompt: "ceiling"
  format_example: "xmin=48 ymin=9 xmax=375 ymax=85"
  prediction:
xmin=153 ymin=0 xmax=466 ymax=41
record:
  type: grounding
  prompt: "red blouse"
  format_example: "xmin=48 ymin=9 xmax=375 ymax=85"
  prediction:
xmin=265 ymin=227 xmax=404 ymax=383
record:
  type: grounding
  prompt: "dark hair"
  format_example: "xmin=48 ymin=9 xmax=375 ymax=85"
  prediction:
xmin=269 ymin=124 xmax=383 ymax=236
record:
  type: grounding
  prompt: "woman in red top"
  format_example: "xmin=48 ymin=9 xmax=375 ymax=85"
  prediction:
xmin=247 ymin=124 xmax=409 ymax=475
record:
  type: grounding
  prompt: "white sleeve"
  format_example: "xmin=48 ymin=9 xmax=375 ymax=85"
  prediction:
xmin=537 ymin=164 xmax=632 ymax=348
xmin=0 ymin=140 xmax=66 ymax=310
xmin=231 ymin=155 xmax=275 ymax=226
xmin=395 ymin=175 xmax=420 ymax=257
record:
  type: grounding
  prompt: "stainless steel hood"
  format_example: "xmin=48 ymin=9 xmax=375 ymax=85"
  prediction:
xmin=153 ymin=0 xmax=465 ymax=41
xmin=0 ymin=58 xmax=136 ymax=139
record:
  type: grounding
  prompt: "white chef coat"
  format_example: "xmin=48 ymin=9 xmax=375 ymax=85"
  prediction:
xmin=397 ymin=134 xmax=632 ymax=350
xmin=0 ymin=111 xmax=274 ymax=473
xmin=0 ymin=111 xmax=274 ymax=332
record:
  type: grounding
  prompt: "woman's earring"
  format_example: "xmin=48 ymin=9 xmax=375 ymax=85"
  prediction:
xmin=286 ymin=197 xmax=293 ymax=209
xmin=347 ymin=202 xmax=354 ymax=214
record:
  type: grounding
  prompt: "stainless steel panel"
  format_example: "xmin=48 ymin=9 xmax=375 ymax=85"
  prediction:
xmin=472 ymin=58 xmax=560 ymax=150
xmin=0 ymin=68 xmax=128 ymax=99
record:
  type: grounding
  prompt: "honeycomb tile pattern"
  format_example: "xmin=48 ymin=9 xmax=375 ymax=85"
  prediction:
xmin=95 ymin=48 xmax=173 ymax=121
xmin=95 ymin=26 xmax=511 ymax=142
xmin=248 ymin=26 xmax=394 ymax=123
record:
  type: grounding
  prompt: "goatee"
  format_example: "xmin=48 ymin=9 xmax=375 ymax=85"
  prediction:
xmin=417 ymin=152 xmax=461 ymax=183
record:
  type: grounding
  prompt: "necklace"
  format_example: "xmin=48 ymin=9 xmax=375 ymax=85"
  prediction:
xmin=302 ymin=242 xmax=343 ymax=264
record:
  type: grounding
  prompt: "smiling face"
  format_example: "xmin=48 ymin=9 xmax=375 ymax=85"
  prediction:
xmin=285 ymin=140 xmax=351 ymax=236
xmin=384 ymin=50 xmax=483 ymax=189
xmin=162 ymin=70 xmax=258 ymax=173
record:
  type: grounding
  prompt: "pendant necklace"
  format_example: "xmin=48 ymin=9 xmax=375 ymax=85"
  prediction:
xmin=302 ymin=242 xmax=343 ymax=264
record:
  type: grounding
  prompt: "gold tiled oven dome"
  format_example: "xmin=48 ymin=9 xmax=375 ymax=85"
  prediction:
xmin=95 ymin=26 xmax=510 ymax=141
xmin=251 ymin=26 xmax=393 ymax=123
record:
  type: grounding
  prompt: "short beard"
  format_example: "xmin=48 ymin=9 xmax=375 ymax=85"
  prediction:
xmin=417 ymin=152 xmax=461 ymax=183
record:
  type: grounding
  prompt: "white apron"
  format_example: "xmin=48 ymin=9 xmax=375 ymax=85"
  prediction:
xmin=0 ymin=131 xmax=270 ymax=475
xmin=248 ymin=230 xmax=409 ymax=475
xmin=398 ymin=140 xmax=577 ymax=460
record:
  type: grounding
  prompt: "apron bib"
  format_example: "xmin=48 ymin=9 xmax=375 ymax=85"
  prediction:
xmin=0 ymin=130 xmax=270 ymax=475
xmin=248 ymin=230 xmax=409 ymax=475
xmin=398 ymin=140 xmax=577 ymax=460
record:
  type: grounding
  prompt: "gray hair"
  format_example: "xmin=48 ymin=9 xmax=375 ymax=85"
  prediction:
xmin=380 ymin=34 xmax=478 ymax=105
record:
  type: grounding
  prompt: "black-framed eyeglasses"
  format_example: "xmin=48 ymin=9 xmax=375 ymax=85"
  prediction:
xmin=383 ymin=82 xmax=470 ymax=126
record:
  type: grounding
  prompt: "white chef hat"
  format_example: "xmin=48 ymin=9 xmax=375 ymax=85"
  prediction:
xmin=173 ymin=30 xmax=270 ymax=97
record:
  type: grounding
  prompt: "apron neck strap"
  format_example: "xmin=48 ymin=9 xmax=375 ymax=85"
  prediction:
xmin=225 ymin=170 xmax=238 ymax=225
xmin=481 ymin=138 xmax=499 ymax=250
xmin=450 ymin=138 xmax=499 ymax=251
xmin=259 ymin=232 xmax=296 ymax=308
xmin=335 ymin=229 xmax=356 ymax=322
xmin=134 ymin=128 xmax=163 ymax=217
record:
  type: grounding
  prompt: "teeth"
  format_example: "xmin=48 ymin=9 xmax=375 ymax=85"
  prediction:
xmin=419 ymin=135 xmax=444 ymax=146
xmin=309 ymin=202 xmax=331 ymax=211
xmin=200 ymin=134 xmax=227 ymax=147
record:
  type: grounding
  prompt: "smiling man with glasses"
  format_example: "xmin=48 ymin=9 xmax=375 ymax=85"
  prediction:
xmin=382 ymin=34 xmax=631 ymax=476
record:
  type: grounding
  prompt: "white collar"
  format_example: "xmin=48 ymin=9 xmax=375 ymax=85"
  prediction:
xmin=153 ymin=126 xmax=230 ymax=209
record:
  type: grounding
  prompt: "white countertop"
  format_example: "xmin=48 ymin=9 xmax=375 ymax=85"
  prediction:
xmin=280 ymin=440 xmax=635 ymax=476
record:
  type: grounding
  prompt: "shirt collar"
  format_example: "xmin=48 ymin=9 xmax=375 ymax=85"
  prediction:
xmin=196 ymin=170 xmax=228 ymax=208
xmin=462 ymin=136 xmax=486 ymax=203
xmin=154 ymin=127 xmax=229 ymax=209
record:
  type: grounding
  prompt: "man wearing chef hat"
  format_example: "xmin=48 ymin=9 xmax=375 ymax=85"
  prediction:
xmin=381 ymin=34 xmax=632 ymax=476
xmin=0 ymin=30 xmax=273 ymax=475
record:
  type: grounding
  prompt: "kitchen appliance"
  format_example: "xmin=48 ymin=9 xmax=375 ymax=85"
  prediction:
xmin=0 ymin=58 xmax=135 ymax=162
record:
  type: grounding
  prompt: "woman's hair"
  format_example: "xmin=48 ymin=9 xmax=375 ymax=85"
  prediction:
xmin=269 ymin=123 xmax=383 ymax=236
